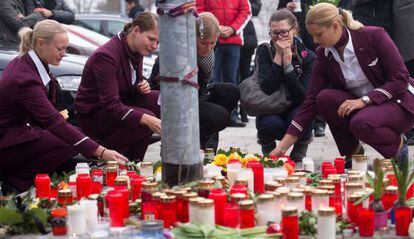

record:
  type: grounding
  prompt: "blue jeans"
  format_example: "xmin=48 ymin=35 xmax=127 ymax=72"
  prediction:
xmin=212 ymin=44 xmax=240 ymax=85
xmin=256 ymin=107 xmax=313 ymax=144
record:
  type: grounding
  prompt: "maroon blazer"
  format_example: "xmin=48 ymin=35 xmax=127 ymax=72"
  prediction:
xmin=287 ymin=26 xmax=414 ymax=137
xmin=75 ymin=35 xmax=146 ymax=130
xmin=0 ymin=53 xmax=99 ymax=157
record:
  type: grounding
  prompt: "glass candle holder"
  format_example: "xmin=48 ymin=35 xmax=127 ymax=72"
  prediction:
xmin=334 ymin=157 xmax=345 ymax=174
xmin=346 ymin=194 xmax=363 ymax=223
xmin=50 ymin=208 xmax=68 ymax=236
xmin=287 ymin=193 xmax=305 ymax=214
xmin=188 ymin=197 xmax=204 ymax=223
xmin=222 ymin=203 xmax=239 ymax=228
xmin=230 ymin=182 xmax=248 ymax=197
xmin=76 ymin=173 xmax=92 ymax=200
xmin=141 ymin=182 xmax=158 ymax=202
xmin=105 ymin=191 xmax=124 ymax=227
xmin=160 ymin=195 xmax=177 ymax=228
xmin=247 ymin=161 xmax=264 ymax=193
xmin=292 ymin=172 xmax=307 ymax=185
xmin=304 ymin=187 xmax=314 ymax=212
xmin=91 ymin=169 xmax=103 ymax=194
xmin=208 ymin=188 xmax=227 ymax=225
xmin=196 ymin=199 xmax=215 ymax=226
xmin=239 ymin=200 xmax=255 ymax=228
xmin=352 ymin=155 xmax=367 ymax=172
xmin=171 ymin=190 xmax=187 ymax=223
xmin=321 ymin=162 xmax=334 ymax=178
xmin=285 ymin=177 xmax=300 ymax=190
xmin=382 ymin=186 xmax=398 ymax=211
xmin=67 ymin=203 xmax=87 ymax=235
xmin=58 ymin=189 xmax=73 ymax=207
xmin=231 ymin=193 xmax=246 ymax=205
xmin=282 ymin=206 xmax=299 ymax=239
xmin=105 ymin=166 xmax=118 ymax=187
xmin=35 ymin=174 xmax=51 ymax=199
xmin=181 ymin=192 xmax=197 ymax=223
xmin=344 ymin=182 xmax=364 ymax=208
xmin=357 ymin=208 xmax=375 ymax=237
xmin=256 ymin=194 xmax=276 ymax=226
xmin=131 ymin=176 xmax=145 ymax=201
xmin=140 ymin=161 xmax=154 ymax=177
xmin=227 ymin=162 xmax=242 ymax=188
xmin=237 ymin=168 xmax=254 ymax=192
xmin=317 ymin=207 xmax=336 ymax=239
xmin=265 ymin=181 xmax=282 ymax=192
xmin=197 ymin=180 xmax=214 ymax=198
xmin=311 ymin=190 xmax=329 ymax=213
xmin=395 ymin=206 xmax=412 ymax=236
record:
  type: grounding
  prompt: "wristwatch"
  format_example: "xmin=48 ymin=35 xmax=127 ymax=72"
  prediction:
xmin=361 ymin=96 xmax=371 ymax=105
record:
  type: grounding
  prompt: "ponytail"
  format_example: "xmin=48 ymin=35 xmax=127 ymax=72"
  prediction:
xmin=306 ymin=3 xmax=363 ymax=30
xmin=18 ymin=27 xmax=34 ymax=55
xmin=338 ymin=8 xmax=363 ymax=30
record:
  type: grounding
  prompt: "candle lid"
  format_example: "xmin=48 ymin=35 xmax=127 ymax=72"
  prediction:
xmin=114 ymin=177 xmax=128 ymax=186
xmin=285 ymin=177 xmax=299 ymax=183
xmin=347 ymin=175 xmax=363 ymax=182
xmin=287 ymin=192 xmax=304 ymax=200
xmin=142 ymin=182 xmax=158 ymax=190
xmin=318 ymin=185 xmax=335 ymax=191
xmin=198 ymin=199 xmax=214 ymax=208
xmin=189 ymin=197 xmax=204 ymax=205
xmin=330 ymin=177 xmax=341 ymax=183
xmin=318 ymin=207 xmax=335 ymax=216
xmin=106 ymin=161 xmax=118 ymax=167
xmin=229 ymin=146 xmax=240 ymax=153
xmin=238 ymin=200 xmax=254 ymax=210
xmin=171 ymin=190 xmax=187 ymax=198
xmin=385 ymin=185 xmax=398 ymax=194
xmin=312 ymin=189 xmax=329 ymax=197
xmin=292 ymin=172 xmax=306 ymax=178
xmin=198 ymin=180 xmax=214 ymax=188
xmin=234 ymin=178 xmax=248 ymax=186
xmin=152 ymin=192 xmax=166 ymax=200
xmin=327 ymin=174 xmax=341 ymax=179
xmin=347 ymin=170 xmax=361 ymax=175
xmin=106 ymin=166 xmax=118 ymax=172
xmin=282 ymin=206 xmax=298 ymax=217
xmin=352 ymin=155 xmax=367 ymax=162
xmin=274 ymin=177 xmax=286 ymax=184
xmin=348 ymin=194 xmax=363 ymax=202
xmin=257 ymin=194 xmax=275 ymax=202
xmin=318 ymin=179 xmax=333 ymax=186
xmin=231 ymin=193 xmax=247 ymax=200
xmin=292 ymin=188 xmax=305 ymax=194
xmin=183 ymin=192 xmax=198 ymax=200
xmin=345 ymin=182 xmax=364 ymax=190
xmin=160 ymin=195 xmax=176 ymax=203
xmin=58 ymin=189 xmax=72 ymax=197
xmin=204 ymin=148 xmax=215 ymax=154
xmin=265 ymin=181 xmax=282 ymax=191
xmin=303 ymin=187 xmax=314 ymax=195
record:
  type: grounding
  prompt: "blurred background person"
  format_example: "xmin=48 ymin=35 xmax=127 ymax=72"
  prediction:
xmin=125 ymin=0 xmax=144 ymax=19
xmin=23 ymin=0 xmax=75 ymax=25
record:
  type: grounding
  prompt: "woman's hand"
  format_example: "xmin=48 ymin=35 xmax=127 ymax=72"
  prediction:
xmin=137 ymin=80 xmax=151 ymax=94
xmin=94 ymin=146 xmax=129 ymax=165
xmin=140 ymin=113 xmax=161 ymax=135
xmin=269 ymin=134 xmax=298 ymax=157
xmin=283 ymin=47 xmax=293 ymax=66
xmin=337 ymin=99 xmax=365 ymax=118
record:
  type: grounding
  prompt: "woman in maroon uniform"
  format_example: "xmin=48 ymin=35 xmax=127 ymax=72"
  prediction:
xmin=0 ymin=20 xmax=127 ymax=193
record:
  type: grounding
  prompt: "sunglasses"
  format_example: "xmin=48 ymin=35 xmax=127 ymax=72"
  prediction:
xmin=269 ymin=26 xmax=295 ymax=38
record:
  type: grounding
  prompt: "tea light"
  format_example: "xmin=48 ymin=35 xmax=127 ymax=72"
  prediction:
xmin=282 ymin=206 xmax=299 ymax=239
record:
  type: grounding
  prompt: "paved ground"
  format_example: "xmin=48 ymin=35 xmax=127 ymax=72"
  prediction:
xmin=145 ymin=116 xmax=414 ymax=169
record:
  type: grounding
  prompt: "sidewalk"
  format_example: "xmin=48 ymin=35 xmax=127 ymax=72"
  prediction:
xmin=145 ymin=117 xmax=412 ymax=168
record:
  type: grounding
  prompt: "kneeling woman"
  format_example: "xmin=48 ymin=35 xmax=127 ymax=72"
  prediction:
xmin=75 ymin=12 xmax=161 ymax=161
xmin=148 ymin=12 xmax=239 ymax=150
xmin=0 ymin=20 xmax=127 ymax=192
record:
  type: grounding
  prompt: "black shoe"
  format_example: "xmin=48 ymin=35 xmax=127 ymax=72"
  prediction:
xmin=344 ymin=145 xmax=365 ymax=169
xmin=314 ymin=126 xmax=325 ymax=137
xmin=258 ymin=140 xmax=276 ymax=155
xmin=228 ymin=117 xmax=246 ymax=127
xmin=395 ymin=136 xmax=409 ymax=168
xmin=290 ymin=138 xmax=311 ymax=162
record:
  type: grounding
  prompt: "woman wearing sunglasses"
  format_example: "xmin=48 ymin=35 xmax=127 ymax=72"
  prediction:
xmin=255 ymin=9 xmax=316 ymax=162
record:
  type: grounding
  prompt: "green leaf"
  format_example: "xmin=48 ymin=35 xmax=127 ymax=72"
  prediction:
xmin=28 ymin=207 xmax=48 ymax=225
xmin=0 ymin=208 xmax=23 ymax=224
xmin=354 ymin=193 xmax=370 ymax=206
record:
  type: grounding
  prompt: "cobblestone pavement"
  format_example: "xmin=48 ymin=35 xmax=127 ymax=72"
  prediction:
xmin=145 ymin=116 xmax=414 ymax=169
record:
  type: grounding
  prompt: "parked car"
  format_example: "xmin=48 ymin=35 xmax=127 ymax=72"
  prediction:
xmin=73 ymin=14 xmax=131 ymax=38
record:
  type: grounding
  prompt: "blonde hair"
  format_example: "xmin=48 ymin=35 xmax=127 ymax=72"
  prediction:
xmin=196 ymin=12 xmax=219 ymax=39
xmin=306 ymin=3 xmax=363 ymax=30
xmin=18 ymin=20 xmax=67 ymax=55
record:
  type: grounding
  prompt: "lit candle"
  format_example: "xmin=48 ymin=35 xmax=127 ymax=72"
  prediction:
xmin=247 ymin=161 xmax=264 ymax=193
xmin=282 ymin=206 xmax=299 ymax=239
xmin=346 ymin=194 xmax=362 ymax=223
xmin=34 ymin=174 xmax=51 ymax=199
xmin=344 ymin=182 xmax=364 ymax=208
xmin=303 ymin=187 xmax=314 ymax=212
xmin=317 ymin=207 xmax=336 ymax=239
xmin=58 ymin=189 xmax=73 ymax=207
xmin=67 ymin=204 xmax=87 ymax=235
xmin=256 ymin=194 xmax=276 ymax=226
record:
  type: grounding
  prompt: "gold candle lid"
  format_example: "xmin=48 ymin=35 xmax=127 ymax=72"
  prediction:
xmin=234 ymin=178 xmax=248 ymax=186
xmin=312 ymin=189 xmax=329 ymax=197
xmin=58 ymin=189 xmax=72 ymax=197
xmin=282 ymin=206 xmax=298 ymax=217
xmin=106 ymin=166 xmax=118 ymax=172
xmin=257 ymin=194 xmax=275 ymax=202
xmin=318 ymin=207 xmax=336 ymax=216
xmin=292 ymin=188 xmax=305 ymax=194
xmin=385 ymin=185 xmax=398 ymax=194
xmin=287 ymin=192 xmax=304 ymax=200
xmin=238 ymin=200 xmax=254 ymax=210
xmin=348 ymin=194 xmax=363 ymax=202
xmin=292 ymin=172 xmax=306 ymax=179
xmin=347 ymin=170 xmax=361 ymax=175
xmin=189 ymin=197 xmax=204 ymax=205
xmin=171 ymin=190 xmax=187 ymax=198
xmin=230 ymin=146 xmax=241 ymax=153
xmin=204 ymin=148 xmax=215 ymax=154
xmin=348 ymin=175 xmax=363 ymax=182
xmin=162 ymin=189 xmax=175 ymax=195
xmin=106 ymin=161 xmax=118 ymax=168
xmin=303 ymin=187 xmax=314 ymax=195
xmin=198 ymin=180 xmax=214 ymax=189
xmin=183 ymin=192 xmax=198 ymax=200
xmin=265 ymin=181 xmax=282 ymax=191
xmin=345 ymin=182 xmax=364 ymax=190
xmin=114 ymin=177 xmax=128 ymax=186
xmin=286 ymin=177 xmax=300 ymax=184
xmin=352 ymin=155 xmax=367 ymax=162
xmin=318 ymin=179 xmax=333 ymax=186
xmin=330 ymin=177 xmax=341 ymax=183
xmin=152 ymin=192 xmax=166 ymax=201
xmin=274 ymin=177 xmax=286 ymax=185
xmin=198 ymin=199 xmax=214 ymax=208
xmin=231 ymin=193 xmax=246 ymax=203
xmin=318 ymin=185 xmax=335 ymax=192
xmin=160 ymin=195 xmax=176 ymax=203
xmin=141 ymin=161 xmax=153 ymax=167
xmin=142 ymin=182 xmax=158 ymax=190
xmin=327 ymin=174 xmax=341 ymax=179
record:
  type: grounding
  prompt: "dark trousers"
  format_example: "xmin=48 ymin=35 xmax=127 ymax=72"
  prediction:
xmin=199 ymin=83 xmax=239 ymax=148
xmin=212 ymin=44 xmax=240 ymax=85
xmin=256 ymin=107 xmax=313 ymax=144
xmin=316 ymin=89 xmax=414 ymax=157
xmin=0 ymin=130 xmax=77 ymax=191
xmin=78 ymin=91 xmax=160 ymax=161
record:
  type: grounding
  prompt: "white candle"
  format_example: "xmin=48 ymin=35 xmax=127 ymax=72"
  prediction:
xmin=67 ymin=204 xmax=87 ymax=236
xmin=80 ymin=199 xmax=99 ymax=231
xmin=302 ymin=157 xmax=314 ymax=172
xmin=352 ymin=155 xmax=368 ymax=171
xmin=317 ymin=207 xmax=336 ymax=239
xmin=189 ymin=197 xmax=203 ymax=223
xmin=140 ymin=162 xmax=153 ymax=177
xmin=287 ymin=193 xmax=305 ymax=214
xmin=227 ymin=163 xmax=241 ymax=188
xmin=196 ymin=199 xmax=215 ymax=226
xmin=311 ymin=190 xmax=330 ymax=214
xmin=257 ymin=194 xmax=276 ymax=226
xmin=237 ymin=168 xmax=254 ymax=192
xmin=263 ymin=168 xmax=275 ymax=184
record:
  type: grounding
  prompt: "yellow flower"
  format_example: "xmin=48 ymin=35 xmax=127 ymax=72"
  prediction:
xmin=213 ymin=154 xmax=229 ymax=166
xmin=240 ymin=153 xmax=259 ymax=167
xmin=155 ymin=166 xmax=162 ymax=174
xmin=228 ymin=152 xmax=242 ymax=161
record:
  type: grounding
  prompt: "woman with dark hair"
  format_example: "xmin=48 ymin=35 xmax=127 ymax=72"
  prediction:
xmin=255 ymin=9 xmax=316 ymax=162
xmin=75 ymin=12 xmax=161 ymax=162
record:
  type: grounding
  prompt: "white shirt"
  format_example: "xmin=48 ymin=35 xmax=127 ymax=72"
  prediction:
xmin=325 ymin=29 xmax=374 ymax=97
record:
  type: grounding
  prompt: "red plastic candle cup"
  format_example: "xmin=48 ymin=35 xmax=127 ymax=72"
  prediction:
xmin=160 ymin=196 xmax=177 ymax=228
xmin=325 ymin=168 xmax=337 ymax=178
xmin=131 ymin=177 xmax=144 ymax=201
xmin=34 ymin=174 xmax=51 ymax=199
xmin=347 ymin=197 xmax=362 ymax=224
xmin=247 ymin=161 xmax=264 ymax=193
xmin=172 ymin=191 xmax=187 ymax=223
xmin=386 ymin=173 xmax=397 ymax=186
xmin=239 ymin=200 xmax=255 ymax=228
xmin=76 ymin=173 xmax=92 ymax=200
xmin=358 ymin=208 xmax=375 ymax=237
xmin=333 ymin=195 xmax=343 ymax=215
xmin=230 ymin=184 xmax=248 ymax=198
xmin=334 ymin=158 xmax=345 ymax=174
xmin=305 ymin=194 xmax=312 ymax=212
xmin=332 ymin=178 xmax=341 ymax=196
xmin=222 ymin=203 xmax=239 ymax=228
xmin=106 ymin=191 xmax=124 ymax=227
xmin=141 ymin=202 xmax=158 ymax=220
xmin=321 ymin=162 xmax=334 ymax=178
xmin=105 ymin=168 xmax=117 ymax=186
xmin=382 ymin=186 xmax=398 ymax=211
xmin=208 ymin=188 xmax=227 ymax=225
xmin=91 ymin=169 xmax=103 ymax=194
xmin=395 ymin=207 xmax=412 ymax=236
xmin=114 ymin=187 xmax=130 ymax=219
xmin=282 ymin=207 xmax=299 ymax=239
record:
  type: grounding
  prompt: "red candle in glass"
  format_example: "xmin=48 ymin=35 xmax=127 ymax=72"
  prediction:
xmin=358 ymin=208 xmax=375 ymax=237
xmin=131 ymin=177 xmax=144 ymax=201
xmin=386 ymin=173 xmax=397 ymax=186
xmin=230 ymin=184 xmax=248 ymax=197
xmin=208 ymin=188 xmax=227 ymax=225
xmin=222 ymin=203 xmax=239 ymax=228
xmin=91 ymin=169 xmax=103 ymax=194
xmin=334 ymin=157 xmax=345 ymax=174
xmin=181 ymin=192 xmax=197 ymax=223
xmin=141 ymin=182 xmax=157 ymax=203
xmin=382 ymin=186 xmax=398 ymax=211
xmin=197 ymin=180 xmax=214 ymax=198
xmin=141 ymin=202 xmax=158 ymax=220
xmin=325 ymin=168 xmax=337 ymax=179
xmin=347 ymin=197 xmax=362 ymax=224
xmin=106 ymin=191 xmax=124 ymax=227
xmin=239 ymin=200 xmax=255 ymax=228
xmin=395 ymin=207 xmax=412 ymax=236
xmin=159 ymin=196 xmax=177 ymax=228
xmin=76 ymin=173 xmax=92 ymax=200
xmin=247 ymin=161 xmax=264 ymax=193
xmin=333 ymin=195 xmax=343 ymax=215
xmin=321 ymin=162 xmax=333 ymax=178
xmin=305 ymin=194 xmax=312 ymax=212
xmin=172 ymin=191 xmax=187 ymax=222
xmin=114 ymin=186 xmax=130 ymax=219
xmin=105 ymin=167 xmax=117 ymax=186
xmin=282 ymin=207 xmax=299 ymax=239
xmin=34 ymin=174 xmax=51 ymax=198
xmin=332 ymin=178 xmax=341 ymax=196
xmin=57 ymin=189 xmax=73 ymax=207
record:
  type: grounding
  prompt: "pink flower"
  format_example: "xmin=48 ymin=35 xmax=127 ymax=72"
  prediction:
xmin=301 ymin=50 xmax=308 ymax=58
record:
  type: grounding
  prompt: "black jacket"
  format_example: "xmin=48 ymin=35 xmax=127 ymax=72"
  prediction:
xmin=257 ymin=38 xmax=316 ymax=106
xmin=241 ymin=0 xmax=261 ymax=50
xmin=0 ymin=0 xmax=44 ymax=46
xmin=128 ymin=5 xmax=145 ymax=19
xmin=351 ymin=0 xmax=393 ymax=37
xmin=23 ymin=0 xmax=74 ymax=24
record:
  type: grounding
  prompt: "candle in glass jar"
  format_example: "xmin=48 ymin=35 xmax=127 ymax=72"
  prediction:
xmin=171 ymin=191 xmax=187 ymax=223
xmin=76 ymin=174 xmax=92 ymax=200
xmin=282 ymin=206 xmax=299 ymax=239
xmin=317 ymin=207 xmax=336 ymax=239
xmin=265 ymin=181 xmax=282 ymax=192
xmin=321 ymin=162 xmax=334 ymax=178
xmin=230 ymin=184 xmax=248 ymax=197
xmin=181 ymin=192 xmax=197 ymax=223
xmin=346 ymin=194 xmax=363 ymax=223
xmin=285 ymin=177 xmax=300 ymax=190
xmin=197 ymin=180 xmax=214 ymax=198
xmin=334 ymin=157 xmax=345 ymax=174
xmin=231 ymin=193 xmax=247 ymax=205
xmin=188 ymin=197 xmax=204 ymax=223
xmin=67 ymin=203 xmax=87 ymax=235
xmin=91 ymin=169 xmax=103 ymax=194
xmin=140 ymin=162 xmax=153 ymax=177
xmin=344 ymin=182 xmax=364 ymax=208
xmin=79 ymin=199 xmax=99 ymax=230
xmin=222 ymin=202 xmax=239 ymax=228
xmin=105 ymin=166 xmax=118 ymax=186
xmin=287 ymin=193 xmax=305 ymax=214
xmin=131 ymin=176 xmax=145 ymax=201
xmin=247 ymin=161 xmax=264 ymax=193
xmin=256 ymin=194 xmax=276 ymax=226
xmin=58 ymin=189 xmax=73 ymax=207
xmin=227 ymin=162 xmax=242 ymax=188
xmin=382 ymin=186 xmax=398 ymax=211
xmin=304 ymin=187 xmax=314 ymax=212
xmin=105 ymin=191 xmax=124 ymax=227
xmin=395 ymin=206 xmax=412 ymax=236
xmin=237 ymin=169 xmax=254 ymax=192
xmin=160 ymin=195 xmax=177 ymax=228
xmin=196 ymin=199 xmax=215 ymax=226
xmin=208 ymin=188 xmax=227 ymax=225
xmin=292 ymin=172 xmax=307 ymax=185
xmin=311 ymin=190 xmax=329 ymax=213
xmin=302 ymin=157 xmax=314 ymax=172
xmin=352 ymin=155 xmax=367 ymax=171
xmin=35 ymin=174 xmax=51 ymax=198
xmin=141 ymin=182 xmax=158 ymax=202
xmin=357 ymin=208 xmax=375 ymax=237
xmin=239 ymin=200 xmax=255 ymax=228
